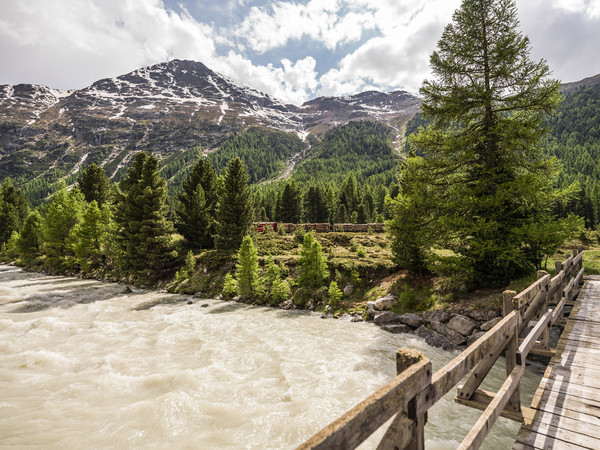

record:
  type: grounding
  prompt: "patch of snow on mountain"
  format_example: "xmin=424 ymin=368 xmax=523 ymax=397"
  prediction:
xmin=218 ymin=101 xmax=229 ymax=125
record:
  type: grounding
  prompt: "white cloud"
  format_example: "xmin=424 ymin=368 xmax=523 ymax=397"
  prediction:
xmin=1 ymin=0 xmax=599 ymax=106
xmin=214 ymin=53 xmax=318 ymax=105
xmin=235 ymin=0 xmax=377 ymax=53
xmin=318 ymin=0 xmax=460 ymax=97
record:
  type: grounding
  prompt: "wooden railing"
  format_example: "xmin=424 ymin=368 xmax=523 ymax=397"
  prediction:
xmin=298 ymin=248 xmax=584 ymax=450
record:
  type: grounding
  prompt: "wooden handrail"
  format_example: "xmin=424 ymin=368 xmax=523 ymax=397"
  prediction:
xmin=298 ymin=247 xmax=585 ymax=450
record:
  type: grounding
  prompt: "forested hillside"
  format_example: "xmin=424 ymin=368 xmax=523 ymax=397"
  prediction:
xmin=546 ymin=82 xmax=600 ymax=228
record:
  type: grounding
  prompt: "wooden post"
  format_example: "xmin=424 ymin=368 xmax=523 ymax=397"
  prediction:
xmin=399 ymin=349 xmax=427 ymax=450
xmin=379 ymin=349 xmax=427 ymax=450
xmin=396 ymin=349 xmax=424 ymax=374
xmin=537 ymin=271 xmax=550 ymax=350
xmin=503 ymin=291 xmax=521 ymax=413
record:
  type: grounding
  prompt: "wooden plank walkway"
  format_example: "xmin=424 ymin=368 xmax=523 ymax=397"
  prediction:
xmin=514 ymin=275 xmax=600 ymax=449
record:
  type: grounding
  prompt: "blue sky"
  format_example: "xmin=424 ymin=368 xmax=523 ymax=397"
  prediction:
xmin=1 ymin=0 xmax=599 ymax=105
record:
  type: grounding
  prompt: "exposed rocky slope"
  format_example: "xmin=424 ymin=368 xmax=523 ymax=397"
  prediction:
xmin=0 ymin=60 xmax=420 ymax=188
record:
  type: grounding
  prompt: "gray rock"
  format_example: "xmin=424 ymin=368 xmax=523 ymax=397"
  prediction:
xmin=233 ymin=296 xmax=241 ymax=302
xmin=216 ymin=294 xmax=223 ymax=300
xmin=423 ymin=309 xmax=451 ymax=324
xmin=351 ymin=315 xmax=365 ymax=323
xmin=429 ymin=320 xmax=466 ymax=346
xmin=338 ymin=313 xmax=354 ymax=321
xmin=468 ymin=308 xmax=500 ymax=322
xmin=414 ymin=325 xmax=455 ymax=351
xmin=549 ymin=326 xmax=562 ymax=348
xmin=279 ymin=300 xmax=294 ymax=310
xmin=201 ymin=303 xmax=209 ymax=308
xmin=343 ymin=285 xmax=354 ymax=296
xmin=187 ymin=300 xmax=193 ymax=305
xmin=366 ymin=301 xmax=377 ymax=309
xmin=447 ymin=315 xmax=478 ymax=336
xmin=399 ymin=313 xmax=424 ymax=329
xmin=374 ymin=311 xmax=402 ymax=325
xmin=193 ymin=292 xmax=204 ymax=298
xmin=380 ymin=324 xmax=412 ymax=334
xmin=480 ymin=317 xmax=502 ymax=331
xmin=467 ymin=331 xmax=486 ymax=347
xmin=122 ymin=286 xmax=133 ymax=294
xmin=374 ymin=295 xmax=398 ymax=311
xmin=366 ymin=306 xmax=378 ymax=320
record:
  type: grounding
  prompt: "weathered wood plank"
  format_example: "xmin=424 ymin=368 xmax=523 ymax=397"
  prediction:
xmin=458 ymin=365 xmax=526 ymax=450
xmin=519 ymin=419 xmax=600 ymax=448
xmin=528 ymin=393 xmax=600 ymax=428
xmin=417 ymin=311 xmax=518 ymax=415
xmin=514 ymin=430 xmax=588 ymax=450
xmin=297 ymin=359 xmax=432 ymax=450
xmin=516 ymin=310 xmax=552 ymax=365
xmin=514 ymin=274 xmax=550 ymax=309
xmin=523 ymin=407 xmax=600 ymax=440
xmin=454 ymin=387 xmax=525 ymax=422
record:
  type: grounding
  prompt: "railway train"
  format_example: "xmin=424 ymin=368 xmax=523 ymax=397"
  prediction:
xmin=253 ymin=222 xmax=385 ymax=233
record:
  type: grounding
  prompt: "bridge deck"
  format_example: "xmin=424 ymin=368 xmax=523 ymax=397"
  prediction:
xmin=514 ymin=276 xmax=600 ymax=449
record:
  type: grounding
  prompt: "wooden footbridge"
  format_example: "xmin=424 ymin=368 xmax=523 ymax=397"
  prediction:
xmin=299 ymin=248 xmax=596 ymax=449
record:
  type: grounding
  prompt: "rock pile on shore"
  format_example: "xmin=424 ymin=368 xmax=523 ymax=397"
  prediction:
xmin=368 ymin=295 xmax=503 ymax=351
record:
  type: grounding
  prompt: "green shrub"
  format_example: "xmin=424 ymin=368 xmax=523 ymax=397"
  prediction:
xmin=356 ymin=246 xmax=366 ymax=257
xmin=270 ymin=278 xmax=291 ymax=305
xmin=328 ymin=281 xmax=343 ymax=309
xmin=222 ymin=273 xmax=238 ymax=298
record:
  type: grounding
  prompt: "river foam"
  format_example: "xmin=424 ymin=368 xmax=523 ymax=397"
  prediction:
xmin=0 ymin=265 xmax=540 ymax=448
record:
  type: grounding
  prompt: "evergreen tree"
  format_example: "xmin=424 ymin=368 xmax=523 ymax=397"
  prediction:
xmin=42 ymin=183 xmax=85 ymax=270
xmin=278 ymin=182 xmax=302 ymax=223
xmin=15 ymin=210 xmax=43 ymax=265
xmin=297 ymin=232 xmax=328 ymax=288
xmin=406 ymin=0 xmax=562 ymax=286
xmin=77 ymin=164 xmax=112 ymax=206
xmin=0 ymin=179 xmax=29 ymax=244
xmin=115 ymin=152 xmax=177 ymax=278
xmin=69 ymin=201 xmax=113 ymax=272
xmin=235 ymin=235 xmax=259 ymax=298
xmin=334 ymin=203 xmax=348 ymax=223
xmin=176 ymin=158 xmax=218 ymax=249
xmin=215 ymin=157 xmax=254 ymax=251
xmin=303 ymin=186 xmax=329 ymax=223
xmin=387 ymin=155 xmax=438 ymax=273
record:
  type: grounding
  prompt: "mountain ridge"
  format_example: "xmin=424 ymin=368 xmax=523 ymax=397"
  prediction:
xmin=0 ymin=59 xmax=420 ymax=194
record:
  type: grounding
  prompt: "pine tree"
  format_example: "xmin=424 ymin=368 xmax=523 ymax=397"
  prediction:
xmin=297 ymin=232 xmax=328 ymax=288
xmin=235 ymin=235 xmax=259 ymax=298
xmin=303 ymin=186 xmax=329 ymax=223
xmin=77 ymin=164 xmax=112 ymax=206
xmin=176 ymin=158 xmax=218 ymax=249
xmin=405 ymin=0 xmax=562 ymax=286
xmin=0 ymin=179 xmax=29 ymax=244
xmin=278 ymin=182 xmax=302 ymax=223
xmin=114 ymin=152 xmax=177 ymax=278
xmin=214 ymin=157 xmax=254 ymax=251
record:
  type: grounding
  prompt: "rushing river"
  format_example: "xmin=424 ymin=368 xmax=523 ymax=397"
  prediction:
xmin=0 ymin=265 xmax=542 ymax=449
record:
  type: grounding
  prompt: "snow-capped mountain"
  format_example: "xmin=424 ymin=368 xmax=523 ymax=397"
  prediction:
xmin=0 ymin=60 xmax=420 ymax=185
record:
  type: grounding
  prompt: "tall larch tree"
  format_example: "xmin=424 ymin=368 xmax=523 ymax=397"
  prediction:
xmin=403 ymin=0 xmax=562 ymax=286
xmin=214 ymin=157 xmax=254 ymax=251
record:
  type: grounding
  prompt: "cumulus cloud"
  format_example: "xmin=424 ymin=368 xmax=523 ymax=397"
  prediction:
xmin=235 ymin=0 xmax=377 ymax=53
xmin=0 ymin=0 xmax=599 ymax=106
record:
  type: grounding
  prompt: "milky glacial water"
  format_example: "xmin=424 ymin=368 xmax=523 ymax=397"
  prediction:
xmin=0 ymin=265 xmax=541 ymax=449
